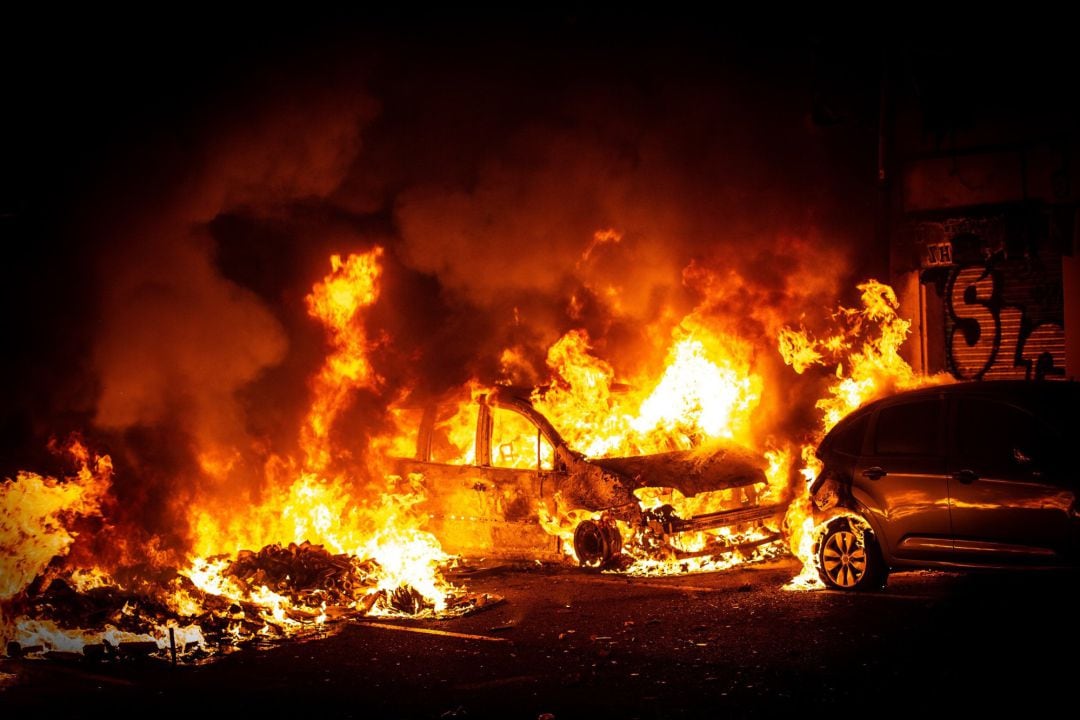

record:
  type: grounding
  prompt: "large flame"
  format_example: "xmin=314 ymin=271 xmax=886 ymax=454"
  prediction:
xmin=778 ymin=280 xmax=949 ymax=589
xmin=532 ymin=318 xmax=761 ymax=459
xmin=2 ymin=237 xmax=949 ymax=660
xmin=302 ymin=248 xmax=384 ymax=472
xmin=1 ymin=247 xmax=468 ymax=660
xmin=523 ymin=314 xmax=779 ymax=575
xmin=186 ymin=246 xmax=457 ymax=620
xmin=0 ymin=440 xmax=111 ymax=602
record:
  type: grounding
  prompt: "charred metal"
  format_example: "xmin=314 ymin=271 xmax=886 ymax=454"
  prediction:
xmin=391 ymin=387 xmax=786 ymax=568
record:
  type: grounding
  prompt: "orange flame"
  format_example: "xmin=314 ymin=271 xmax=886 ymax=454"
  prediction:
xmin=778 ymin=280 xmax=950 ymax=590
xmin=302 ymin=248 xmax=384 ymax=472
xmin=532 ymin=319 xmax=761 ymax=460
xmin=3 ymin=247 xmax=468 ymax=659
xmin=0 ymin=440 xmax=111 ymax=601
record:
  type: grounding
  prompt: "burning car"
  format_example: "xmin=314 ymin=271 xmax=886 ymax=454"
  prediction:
xmin=389 ymin=386 xmax=787 ymax=569
xmin=809 ymin=380 xmax=1077 ymax=590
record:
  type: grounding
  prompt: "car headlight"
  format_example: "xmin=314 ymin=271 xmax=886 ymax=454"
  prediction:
xmin=813 ymin=478 xmax=839 ymax=511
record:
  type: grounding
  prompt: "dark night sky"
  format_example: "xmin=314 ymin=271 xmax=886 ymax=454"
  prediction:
xmin=1 ymin=11 xmax=1076 ymax=478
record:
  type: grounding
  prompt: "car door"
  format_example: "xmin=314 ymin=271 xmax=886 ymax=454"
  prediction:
xmin=395 ymin=395 xmax=565 ymax=561
xmin=476 ymin=401 xmax=565 ymax=558
xmin=947 ymin=395 xmax=1072 ymax=564
xmin=854 ymin=395 xmax=952 ymax=561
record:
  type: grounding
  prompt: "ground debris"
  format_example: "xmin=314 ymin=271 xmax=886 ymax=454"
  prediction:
xmin=227 ymin=541 xmax=377 ymax=607
xmin=3 ymin=540 xmax=471 ymax=664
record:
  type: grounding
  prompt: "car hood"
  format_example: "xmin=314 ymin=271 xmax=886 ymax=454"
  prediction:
xmin=590 ymin=444 xmax=766 ymax=497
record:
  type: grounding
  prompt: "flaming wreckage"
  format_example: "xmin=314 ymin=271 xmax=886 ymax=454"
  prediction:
xmin=392 ymin=388 xmax=787 ymax=568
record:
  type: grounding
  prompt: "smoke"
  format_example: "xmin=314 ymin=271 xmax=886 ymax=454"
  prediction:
xmin=6 ymin=23 xmax=881 ymax=555
xmin=385 ymin=75 xmax=867 ymax=426
xmin=77 ymin=29 xmax=873 ymax=463
xmin=93 ymin=232 xmax=287 ymax=449
xmin=87 ymin=75 xmax=379 ymax=545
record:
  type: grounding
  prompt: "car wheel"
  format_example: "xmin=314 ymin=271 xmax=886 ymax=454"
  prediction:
xmin=573 ymin=518 xmax=623 ymax=568
xmin=817 ymin=518 xmax=886 ymax=591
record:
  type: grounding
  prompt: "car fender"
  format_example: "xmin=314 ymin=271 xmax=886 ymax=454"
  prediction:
xmin=845 ymin=485 xmax=895 ymax=567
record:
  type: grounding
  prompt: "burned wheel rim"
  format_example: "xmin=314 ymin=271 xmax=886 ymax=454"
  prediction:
xmin=821 ymin=529 xmax=867 ymax=588
xmin=573 ymin=519 xmax=622 ymax=568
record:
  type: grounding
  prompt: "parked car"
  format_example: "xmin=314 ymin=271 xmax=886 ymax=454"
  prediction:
xmin=389 ymin=387 xmax=786 ymax=567
xmin=810 ymin=380 xmax=1076 ymax=590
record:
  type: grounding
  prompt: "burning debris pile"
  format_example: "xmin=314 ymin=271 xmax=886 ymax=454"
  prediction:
xmin=226 ymin=542 xmax=369 ymax=611
xmin=0 ymin=250 xmax=495 ymax=663
xmin=1 ymin=469 xmax=487 ymax=665
xmin=1 ymin=450 xmax=495 ymax=663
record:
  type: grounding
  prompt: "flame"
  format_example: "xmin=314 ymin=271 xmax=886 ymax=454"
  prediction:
xmin=531 ymin=319 xmax=760 ymax=460
xmin=0 ymin=440 xmax=111 ymax=601
xmin=778 ymin=280 xmax=950 ymax=590
xmin=779 ymin=281 xmax=922 ymax=429
xmin=302 ymin=248 xmax=384 ymax=472
xmin=631 ymin=335 xmax=758 ymax=444
xmin=579 ymin=228 xmax=623 ymax=263
xmin=3 ymin=247 xmax=469 ymax=660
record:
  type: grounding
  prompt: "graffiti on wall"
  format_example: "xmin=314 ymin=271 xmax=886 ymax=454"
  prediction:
xmin=922 ymin=217 xmax=1067 ymax=380
xmin=945 ymin=258 xmax=1065 ymax=379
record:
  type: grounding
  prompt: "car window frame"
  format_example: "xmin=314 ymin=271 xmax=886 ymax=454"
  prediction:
xmin=485 ymin=404 xmax=555 ymax=471
xmin=945 ymin=393 xmax=1063 ymax=483
xmin=866 ymin=393 xmax=946 ymax=459
xmin=825 ymin=408 xmax=873 ymax=458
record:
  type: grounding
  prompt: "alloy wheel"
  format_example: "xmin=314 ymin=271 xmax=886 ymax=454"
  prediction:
xmin=821 ymin=529 xmax=867 ymax=588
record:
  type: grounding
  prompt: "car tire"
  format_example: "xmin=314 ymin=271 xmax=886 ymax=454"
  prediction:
xmin=816 ymin=518 xmax=887 ymax=591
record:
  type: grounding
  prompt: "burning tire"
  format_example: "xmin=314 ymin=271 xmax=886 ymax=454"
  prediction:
xmin=816 ymin=518 xmax=886 ymax=591
xmin=573 ymin=518 xmax=623 ymax=568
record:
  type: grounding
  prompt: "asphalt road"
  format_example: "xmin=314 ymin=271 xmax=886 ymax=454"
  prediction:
xmin=2 ymin=557 xmax=1077 ymax=718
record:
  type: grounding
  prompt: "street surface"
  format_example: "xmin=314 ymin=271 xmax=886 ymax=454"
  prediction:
xmin=2 ymin=557 xmax=1076 ymax=718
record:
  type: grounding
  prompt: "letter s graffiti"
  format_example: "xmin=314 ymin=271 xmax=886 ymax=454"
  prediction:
xmin=946 ymin=266 xmax=999 ymax=379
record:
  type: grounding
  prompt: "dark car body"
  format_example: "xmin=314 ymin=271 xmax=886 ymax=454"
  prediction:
xmin=811 ymin=380 xmax=1077 ymax=586
xmin=389 ymin=387 xmax=785 ymax=565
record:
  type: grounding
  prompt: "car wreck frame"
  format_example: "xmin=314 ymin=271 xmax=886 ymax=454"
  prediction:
xmin=390 ymin=387 xmax=787 ymax=568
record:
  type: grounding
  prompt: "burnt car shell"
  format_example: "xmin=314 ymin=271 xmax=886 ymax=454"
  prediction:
xmin=390 ymin=387 xmax=782 ymax=564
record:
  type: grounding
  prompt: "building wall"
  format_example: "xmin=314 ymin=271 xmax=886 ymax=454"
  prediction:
xmin=895 ymin=209 xmax=1068 ymax=380
xmin=891 ymin=145 xmax=1077 ymax=381
xmin=882 ymin=39 xmax=1079 ymax=382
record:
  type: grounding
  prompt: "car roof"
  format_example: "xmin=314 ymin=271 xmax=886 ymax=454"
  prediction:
xmin=861 ymin=379 xmax=1077 ymax=407
xmin=824 ymin=379 xmax=1076 ymax=445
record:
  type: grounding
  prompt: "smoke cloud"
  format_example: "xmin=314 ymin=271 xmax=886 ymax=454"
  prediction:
xmin=83 ymin=74 xmax=380 ymax=545
xmin=5 ymin=20 xmax=881 ymax=552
